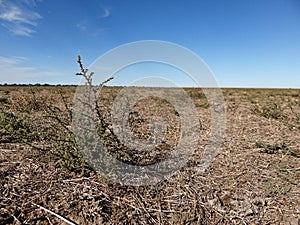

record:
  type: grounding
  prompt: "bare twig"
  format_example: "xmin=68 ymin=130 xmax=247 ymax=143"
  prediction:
xmin=76 ymin=54 xmax=114 ymax=87
xmin=31 ymin=202 xmax=77 ymax=225
xmin=75 ymin=55 xmax=122 ymax=147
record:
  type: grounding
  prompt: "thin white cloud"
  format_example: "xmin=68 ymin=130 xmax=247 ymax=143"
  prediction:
xmin=0 ymin=56 xmax=25 ymax=64
xmin=1 ymin=22 xmax=36 ymax=36
xmin=101 ymin=7 xmax=110 ymax=18
xmin=0 ymin=56 xmax=63 ymax=83
xmin=76 ymin=20 xmax=87 ymax=32
xmin=76 ymin=6 xmax=110 ymax=34
xmin=0 ymin=0 xmax=41 ymax=36
xmin=19 ymin=0 xmax=42 ymax=7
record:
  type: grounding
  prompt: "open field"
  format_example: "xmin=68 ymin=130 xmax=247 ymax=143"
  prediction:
xmin=0 ymin=86 xmax=299 ymax=224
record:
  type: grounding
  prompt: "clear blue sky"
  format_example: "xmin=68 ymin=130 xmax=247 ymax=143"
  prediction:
xmin=0 ymin=0 xmax=299 ymax=87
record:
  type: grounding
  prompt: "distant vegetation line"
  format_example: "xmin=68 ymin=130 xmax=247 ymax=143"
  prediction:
xmin=0 ymin=83 xmax=299 ymax=90
xmin=0 ymin=83 xmax=77 ymax=87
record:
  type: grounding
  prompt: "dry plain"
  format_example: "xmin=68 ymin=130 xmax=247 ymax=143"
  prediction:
xmin=0 ymin=86 xmax=299 ymax=224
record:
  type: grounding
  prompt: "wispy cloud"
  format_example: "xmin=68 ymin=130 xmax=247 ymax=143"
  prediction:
xmin=101 ymin=7 xmax=110 ymax=18
xmin=76 ymin=20 xmax=110 ymax=37
xmin=0 ymin=56 xmax=63 ymax=83
xmin=0 ymin=0 xmax=41 ymax=36
xmin=76 ymin=19 xmax=87 ymax=32
xmin=75 ymin=5 xmax=110 ymax=35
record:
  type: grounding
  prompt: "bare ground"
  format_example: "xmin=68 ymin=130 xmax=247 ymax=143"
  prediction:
xmin=0 ymin=86 xmax=299 ymax=224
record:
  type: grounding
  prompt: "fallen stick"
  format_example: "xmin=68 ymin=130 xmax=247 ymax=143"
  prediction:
xmin=31 ymin=202 xmax=77 ymax=225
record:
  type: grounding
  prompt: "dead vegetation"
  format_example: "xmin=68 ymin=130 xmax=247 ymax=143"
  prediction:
xmin=0 ymin=76 xmax=300 ymax=224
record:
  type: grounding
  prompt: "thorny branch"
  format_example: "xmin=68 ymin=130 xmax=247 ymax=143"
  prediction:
xmin=76 ymin=55 xmax=114 ymax=88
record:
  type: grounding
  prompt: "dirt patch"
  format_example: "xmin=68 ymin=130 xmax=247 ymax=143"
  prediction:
xmin=0 ymin=86 xmax=300 ymax=224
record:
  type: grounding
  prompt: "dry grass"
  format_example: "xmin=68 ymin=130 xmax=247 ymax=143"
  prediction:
xmin=0 ymin=86 xmax=300 ymax=224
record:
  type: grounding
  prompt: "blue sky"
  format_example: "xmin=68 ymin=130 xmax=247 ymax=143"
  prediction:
xmin=0 ymin=0 xmax=299 ymax=87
